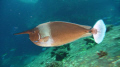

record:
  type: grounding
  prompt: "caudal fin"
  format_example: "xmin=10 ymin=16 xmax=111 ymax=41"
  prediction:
xmin=92 ymin=19 xmax=106 ymax=44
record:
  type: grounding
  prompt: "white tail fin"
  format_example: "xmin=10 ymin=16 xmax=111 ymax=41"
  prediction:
xmin=92 ymin=19 xmax=106 ymax=44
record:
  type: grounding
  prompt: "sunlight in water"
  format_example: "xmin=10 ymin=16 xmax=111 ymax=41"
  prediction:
xmin=20 ymin=0 xmax=38 ymax=4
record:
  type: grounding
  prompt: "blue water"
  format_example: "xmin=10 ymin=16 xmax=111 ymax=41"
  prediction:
xmin=0 ymin=0 xmax=120 ymax=67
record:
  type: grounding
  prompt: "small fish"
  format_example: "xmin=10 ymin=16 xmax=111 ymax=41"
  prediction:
xmin=14 ymin=19 xmax=106 ymax=47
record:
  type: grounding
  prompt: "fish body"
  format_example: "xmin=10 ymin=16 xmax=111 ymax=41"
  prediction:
xmin=15 ymin=20 xmax=106 ymax=47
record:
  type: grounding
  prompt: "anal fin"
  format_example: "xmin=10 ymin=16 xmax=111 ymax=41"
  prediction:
xmin=81 ymin=33 xmax=92 ymax=38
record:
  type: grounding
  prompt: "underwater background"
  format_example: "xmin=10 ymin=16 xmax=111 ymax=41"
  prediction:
xmin=0 ymin=0 xmax=120 ymax=67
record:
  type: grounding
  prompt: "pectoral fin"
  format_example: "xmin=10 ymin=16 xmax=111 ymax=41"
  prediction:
xmin=39 ymin=36 xmax=50 ymax=42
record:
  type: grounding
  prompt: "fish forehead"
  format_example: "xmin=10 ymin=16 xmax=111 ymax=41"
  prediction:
xmin=29 ymin=28 xmax=40 ymax=41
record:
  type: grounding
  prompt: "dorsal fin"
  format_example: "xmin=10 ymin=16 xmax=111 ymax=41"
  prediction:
xmin=79 ymin=25 xmax=91 ymax=29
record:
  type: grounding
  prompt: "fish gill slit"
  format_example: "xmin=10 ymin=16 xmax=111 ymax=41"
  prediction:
xmin=38 ymin=33 xmax=40 ymax=40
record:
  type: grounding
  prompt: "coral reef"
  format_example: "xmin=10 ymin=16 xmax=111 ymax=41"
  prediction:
xmin=97 ymin=51 xmax=108 ymax=58
xmin=106 ymin=25 xmax=113 ymax=32
xmin=84 ymin=37 xmax=97 ymax=49
xmin=51 ymin=44 xmax=70 ymax=61
xmin=45 ymin=61 xmax=63 ymax=67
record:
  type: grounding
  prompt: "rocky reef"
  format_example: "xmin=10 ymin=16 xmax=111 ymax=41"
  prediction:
xmin=24 ymin=25 xmax=120 ymax=67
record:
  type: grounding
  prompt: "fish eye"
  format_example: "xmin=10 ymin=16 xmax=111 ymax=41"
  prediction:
xmin=32 ymin=31 xmax=35 ymax=34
